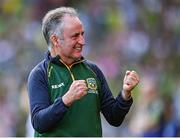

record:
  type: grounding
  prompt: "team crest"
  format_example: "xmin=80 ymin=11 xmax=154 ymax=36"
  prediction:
xmin=86 ymin=78 xmax=97 ymax=91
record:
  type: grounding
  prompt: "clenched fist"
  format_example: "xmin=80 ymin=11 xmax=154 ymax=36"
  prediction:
xmin=62 ymin=80 xmax=88 ymax=106
xmin=122 ymin=70 xmax=140 ymax=100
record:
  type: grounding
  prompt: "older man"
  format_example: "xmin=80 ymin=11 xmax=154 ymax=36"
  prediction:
xmin=27 ymin=7 xmax=140 ymax=137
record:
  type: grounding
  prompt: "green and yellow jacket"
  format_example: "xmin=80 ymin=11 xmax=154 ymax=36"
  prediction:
xmin=27 ymin=51 xmax=133 ymax=137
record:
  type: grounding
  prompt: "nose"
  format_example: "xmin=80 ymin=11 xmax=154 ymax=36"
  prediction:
xmin=78 ymin=35 xmax=85 ymax=46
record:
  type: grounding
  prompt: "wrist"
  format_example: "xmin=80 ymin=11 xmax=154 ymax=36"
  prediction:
xmin=62 ymin=93 xmax=74 ymax=107
xmin=122 ymin=90 xmax=132 ymax=101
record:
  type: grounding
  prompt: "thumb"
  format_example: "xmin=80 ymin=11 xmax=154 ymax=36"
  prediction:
xmin=124 ymin=70 xmax=131 ymax=81
xmin=125 ymin=70 xmax=131 ymax=76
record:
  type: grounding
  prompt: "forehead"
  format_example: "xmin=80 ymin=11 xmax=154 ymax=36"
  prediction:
xmin=62 ymin=15 xmax=84 ymax=31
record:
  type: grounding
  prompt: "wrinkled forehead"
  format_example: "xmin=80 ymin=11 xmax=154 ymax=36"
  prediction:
xmin=62 ymin=15 xmax=83 ymax=27
xmin=60 ymin=15 xmax=84 ymax=33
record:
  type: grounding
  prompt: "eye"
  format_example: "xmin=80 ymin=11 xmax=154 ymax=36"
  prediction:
xmin=73 ymin=33 xmax=79 ymax=38
xmin=71 ymin=33 xmax=79 ymax=39
xmin=71 ymin=31 xmax=84 ymax=40
xmin=81 ymin=31 xmax=84 ymax=36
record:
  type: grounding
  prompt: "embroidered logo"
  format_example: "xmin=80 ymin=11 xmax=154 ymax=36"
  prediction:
xmin=51 ymin=82 xmax=65 ymax=89
xmin=86 ymin=78 xmax=98 ymax=94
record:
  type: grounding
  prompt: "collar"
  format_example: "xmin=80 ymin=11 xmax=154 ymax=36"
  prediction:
xmin=45 ymin=51 xmax=85 ymax=67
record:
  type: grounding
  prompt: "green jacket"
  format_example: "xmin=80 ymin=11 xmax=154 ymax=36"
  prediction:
xmin=28 ymin=53 xmax=133 ymax=137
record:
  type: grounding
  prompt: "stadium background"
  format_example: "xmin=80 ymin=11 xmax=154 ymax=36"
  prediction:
xmin=0 ymin=0 xmax=180 ymax=136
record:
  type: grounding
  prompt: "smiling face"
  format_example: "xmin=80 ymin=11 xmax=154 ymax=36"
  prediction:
xmin=52 ymin=15 xmax=85 ymax=66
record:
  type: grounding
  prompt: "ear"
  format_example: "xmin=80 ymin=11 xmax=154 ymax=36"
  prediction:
xmin=50 ymin=35 xmax=59 ymax=47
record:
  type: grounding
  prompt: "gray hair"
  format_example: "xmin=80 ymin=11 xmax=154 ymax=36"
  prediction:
xmin=42 ymin=7 xmax=78 ymax=49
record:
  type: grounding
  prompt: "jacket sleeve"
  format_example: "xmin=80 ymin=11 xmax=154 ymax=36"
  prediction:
xmin=27 ymin=62 xmax=68 ymax=133
xmin=86 ymin=61 xmax=133 ymax=126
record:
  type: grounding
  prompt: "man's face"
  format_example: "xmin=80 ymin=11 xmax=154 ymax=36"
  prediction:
xmin=57 ymin=15 xmax=85 ymax=64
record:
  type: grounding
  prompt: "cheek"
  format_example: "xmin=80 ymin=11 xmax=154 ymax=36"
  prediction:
xmin=66 ymin=41 xmax=77 ymax=50
xmin=69 ymin=40 xmax=77 ymax=47
xmin=62 ymin=44 xmax=74 ymax=54
xmin=61 ymin=40 xmax=78 ymax=53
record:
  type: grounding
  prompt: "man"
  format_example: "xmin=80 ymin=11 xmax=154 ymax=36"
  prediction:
xmin=27 ymin=7 xmax=140 ymax=137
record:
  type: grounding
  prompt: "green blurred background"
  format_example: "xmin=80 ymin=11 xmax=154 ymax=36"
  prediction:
xmin=0 ymin=0 xmax=180 ymax=136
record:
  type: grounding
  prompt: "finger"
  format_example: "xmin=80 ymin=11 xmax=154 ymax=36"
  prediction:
xmin=77 ymin=82 xmax=88 ymax=89
xmin=125 ymin=75 xmax=138 ymax=86
xmin=79 ymin=82 xmax=88 ymax=88
xmin=128 ymin=76 xmax=139 ymax=85
xmin=124 ymin=70 xmax=130 ymax=81
xmin=74 ymin=80 xmax=86 ymax=87
xmin=77 ymin=80 xmax=87 ymax=86
xmin=126 ymin=70 xmax=131 ymax=76
xmin=79 ymin=84 xmax=88 ymax=90
xmin=130 ymin=71 xmax=140 ymax=82
xmin=77 ymin=80 xmax=86 ymax=83
xmin=77 ymin=88 xmax=88 ymax=97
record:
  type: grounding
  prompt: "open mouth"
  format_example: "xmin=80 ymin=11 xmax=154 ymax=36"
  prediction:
xmin=75 ymin=47 xmax=82 ymax=50
xmin=74 ymin=45 xmax=82 ymax=51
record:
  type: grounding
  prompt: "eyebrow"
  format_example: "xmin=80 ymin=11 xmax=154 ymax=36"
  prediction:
xmin=71 ymin=31 xmax=84 ymax=37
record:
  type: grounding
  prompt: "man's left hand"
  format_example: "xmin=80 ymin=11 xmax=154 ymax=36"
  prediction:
xmin=122 ymin=70 xmax=140 ymax=100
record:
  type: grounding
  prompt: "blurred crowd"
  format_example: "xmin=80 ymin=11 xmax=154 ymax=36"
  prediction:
xmin=0 ymin=0 xmax=180 ymax=136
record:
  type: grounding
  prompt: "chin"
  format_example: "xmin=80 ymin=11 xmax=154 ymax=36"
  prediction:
xmin=74 ymin=55 xmax=82 ymax=60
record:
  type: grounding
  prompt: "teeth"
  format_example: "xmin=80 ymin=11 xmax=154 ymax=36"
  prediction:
xmin=75 ymin=47 xmax=81 ymax=50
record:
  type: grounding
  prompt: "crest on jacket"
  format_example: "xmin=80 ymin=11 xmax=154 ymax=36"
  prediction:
xmin=86 ymin=78 xmax=98 ymax=94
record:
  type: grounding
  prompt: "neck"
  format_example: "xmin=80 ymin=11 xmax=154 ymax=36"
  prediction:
xmin=59 ymin=59 xmax=73 ymax=67
xmin=50 ymin=50 xmax=82 ymax=67
xmin=50 ymin=49 xmax=56 ymax=58
xmin=60 ymin=58 xmax=74 ymax=67
xmin=50 ymin=53 xmax=74 ymax=67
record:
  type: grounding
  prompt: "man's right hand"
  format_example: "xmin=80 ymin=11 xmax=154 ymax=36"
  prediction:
xmin=62 ymin=80 xmax=88 ymax=107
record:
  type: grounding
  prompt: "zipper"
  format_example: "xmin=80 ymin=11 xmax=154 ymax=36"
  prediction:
xmin=60 ymin=59 xmax=85 ymax=81
xmin=47 ymin=63 xmax=53 ymax=78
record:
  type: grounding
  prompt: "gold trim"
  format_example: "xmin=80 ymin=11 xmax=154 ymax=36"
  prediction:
xmin=60 ymin=59 xmax=85 ymax=81
xmin=48 ymin=66 xmax=53 ymax=78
